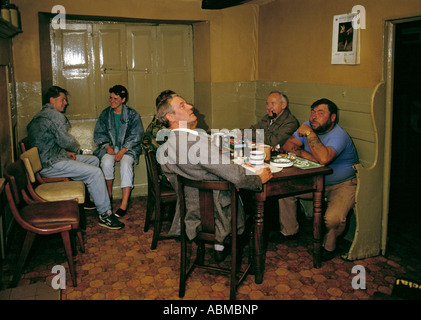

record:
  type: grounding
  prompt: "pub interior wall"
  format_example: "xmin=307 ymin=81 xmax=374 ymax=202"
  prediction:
xmin=8 ymin=0 xmax=421 ymax=213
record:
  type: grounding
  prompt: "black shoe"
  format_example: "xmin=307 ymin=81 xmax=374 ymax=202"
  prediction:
xmin=83 ymin=200 xmax=96 ymax=210
xmin=321 ymin=248 xmax=336 ymax=262
xmin=269 ymin=231 xmax=299 ymax=244
xmin=114 ymin=208 xmax=127 ymax=218
xmin=99 ymin=213 xmax=125 ymax=230
xmin=214 ymin=247 xmax=230 ymax=262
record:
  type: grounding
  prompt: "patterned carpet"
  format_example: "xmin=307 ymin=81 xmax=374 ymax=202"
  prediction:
xmin=0 ymin=196 xmax=420 ymax=300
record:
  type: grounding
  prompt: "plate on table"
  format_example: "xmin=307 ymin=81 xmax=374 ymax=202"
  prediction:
xmin=270 ymin=158 xmax=294 ymax=168
xmin=241 ymin=162 xmax=283 ymax=173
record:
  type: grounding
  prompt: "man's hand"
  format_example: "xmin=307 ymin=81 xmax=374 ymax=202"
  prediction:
xmin=67 ymin=152 xmax=76 ymax=160
xmin=105 ymin=145 xmax=116 ymax=155
xmin=114 ymin=148 xmax=127 ymax=162
xmin=256 ymin=167 xmax=272 ymax=184
xmin=297 ymin=124 xmax=313 ymax=137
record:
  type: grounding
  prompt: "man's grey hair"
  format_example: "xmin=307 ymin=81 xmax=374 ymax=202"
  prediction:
xmin=156 ymin=93 xmax=180 ymax=125
xmin=269 ymin=90 xmax=289 ymax=107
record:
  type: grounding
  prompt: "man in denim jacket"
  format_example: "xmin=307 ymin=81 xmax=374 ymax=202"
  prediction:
xmin=94 ymin=85 xmax=143 ymax=218
xmin=27 ymin=86 xmax=124 ymax=230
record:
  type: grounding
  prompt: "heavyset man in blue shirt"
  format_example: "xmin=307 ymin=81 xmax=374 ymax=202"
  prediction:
xmin=278 ymin=98 xmax=359 ymax=261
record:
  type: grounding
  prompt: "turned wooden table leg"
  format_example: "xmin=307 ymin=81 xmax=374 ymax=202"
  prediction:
xmin=254 ymin=200 xmax=265 ymax=284
xmin=313 ymin=189 xmax=323 ymax=268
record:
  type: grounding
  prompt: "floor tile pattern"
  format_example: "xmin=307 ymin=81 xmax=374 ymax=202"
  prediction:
xmin=1 ymin=196 xmax=420 ymax=300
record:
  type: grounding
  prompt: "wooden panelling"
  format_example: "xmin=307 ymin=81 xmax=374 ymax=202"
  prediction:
xmin=256 ymin=81 xmax=376 ymax=167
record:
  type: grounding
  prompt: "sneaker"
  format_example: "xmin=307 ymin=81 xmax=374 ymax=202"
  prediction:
xmin=99 ymin=213 xmax=125 ymax=230
xmin=83 ymin=200 xmax=96 ymax=210
xmin=114 ymin=208 xmax=127 ymax=218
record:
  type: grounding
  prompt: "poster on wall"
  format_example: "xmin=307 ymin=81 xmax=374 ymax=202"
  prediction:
xmin=331 ymin=13 xmax=360 ymax=65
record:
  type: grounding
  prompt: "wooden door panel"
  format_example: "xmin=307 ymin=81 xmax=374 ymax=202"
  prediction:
xmin=52 ymin=22 xmax=194 ymax=121
xmin=52 ymin=23 xmax=95 ymax=119
xmin=126 ymin=25 xmax=156 ymax=115
xmin=94 ymin=24 xmax=128 ymax=114
xmin=158 ymin=25 xmax=194 ymax=104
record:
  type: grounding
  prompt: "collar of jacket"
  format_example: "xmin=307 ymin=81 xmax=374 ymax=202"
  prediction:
xmin=268 ymin=107 xmax=291 ymax=124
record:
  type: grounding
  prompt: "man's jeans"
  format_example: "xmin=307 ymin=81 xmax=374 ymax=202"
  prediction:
xmin=40 ymin=155 xmax=111 ymax=215
xmin=100 ymin=151 xmax=135 ymax=189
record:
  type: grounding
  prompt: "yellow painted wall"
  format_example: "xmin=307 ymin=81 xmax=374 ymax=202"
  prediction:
xmin=12 ymin=0 xmax=259 ymax=84
xmin=259 ymin=0 xmax=421 ymax=88
xmin=7 ymin=0 xmax=421 ymax=259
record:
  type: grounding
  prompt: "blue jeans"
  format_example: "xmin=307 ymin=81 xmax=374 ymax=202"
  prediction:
xmin=40 ymin=155 xmax=111 ymax=215
xmin=100 ymin=152 xmax=135 ymax=189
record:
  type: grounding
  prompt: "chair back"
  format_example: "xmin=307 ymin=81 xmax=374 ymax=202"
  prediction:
xmin=177 ymin=175 xmax=246 ymax=300
xmin=177 ymin=176 xmax=238 ymax=242
xmin=19 ymin=137 xmax=30 ymax=154
xmin=20 ymin=147 xmax=43 ymax=183
xmin=4 ymin=160 xmax=41 ymax=233
xmin=4 ymin=160 xmax=31 ymax=208
xmin=144 ymin=149 xmax=160 ymax=198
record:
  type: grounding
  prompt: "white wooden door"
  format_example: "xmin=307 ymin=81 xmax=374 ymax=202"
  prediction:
xmin=126 ymin=24 xmax=156 ymax=115
xmin=157 ymin=25 xmax=194 ymax=104
xmin=93 ymin=23 xmax=128 ymax=115
xmin=51 ymin=23 xmax=96 ymax=119
xmin=52 ymin=22 xmax=194 ymax=120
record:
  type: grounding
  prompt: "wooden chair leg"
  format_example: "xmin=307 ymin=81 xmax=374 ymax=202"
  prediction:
xmin=61 ymin=231 xmax=77 ymax=287
xmin=78 ymin=205 xmax=86 ymax=230
xmin=10 ymin=231 xmax=36 ymax=288
xmin=179 ymin=234 xmax=187 ymax=297
xmin=230 ymin=225 xmax=237 ymax=300
xmin=77 ymin=231 xmax=85 ymax=253
xmin=195 ymin=240 xmax=205 ymax=265
xmin=151 ymin=201 xmax=162 ymax=250
xmin=144 ymin=193 xmax=155 ymax=232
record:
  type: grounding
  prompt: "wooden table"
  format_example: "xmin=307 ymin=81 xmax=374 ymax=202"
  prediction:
xmin=252 ymin=165 xmax=332 ymax=284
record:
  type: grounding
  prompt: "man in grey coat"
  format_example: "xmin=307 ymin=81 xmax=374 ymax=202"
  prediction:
xmin=156 ymin=93 xmax=272 ymax=261
xmin=250 ymin=91 xmax=299 ymax=149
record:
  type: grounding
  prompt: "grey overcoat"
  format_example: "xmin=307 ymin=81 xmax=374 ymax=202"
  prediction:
xmin=157 ymin=128 xmax=263 ymax=244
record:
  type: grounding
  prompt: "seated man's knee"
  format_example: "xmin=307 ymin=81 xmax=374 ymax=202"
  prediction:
xmin=324 ymin=213 xmax=346 ymax=230
xmin=90 ymin=156 xmax=100 ymax=167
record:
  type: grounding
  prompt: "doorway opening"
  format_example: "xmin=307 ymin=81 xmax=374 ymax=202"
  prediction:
xmin=388 ymin=19 xmax=421 ymax=269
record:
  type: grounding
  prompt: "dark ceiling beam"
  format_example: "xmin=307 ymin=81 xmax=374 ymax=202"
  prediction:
xmin=201 ymin=0 xmax=251 ymax=10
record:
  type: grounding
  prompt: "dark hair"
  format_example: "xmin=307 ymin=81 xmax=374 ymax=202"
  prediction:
xmin=109 ymin=85 xmax=128 ymax=102
xmin=44 ymin=86 xmax=68 ymax=104
xmin=156 ymin=89 xmax=176 ymax=108
xmin=311 ymin=98 xmax=339 ymax=123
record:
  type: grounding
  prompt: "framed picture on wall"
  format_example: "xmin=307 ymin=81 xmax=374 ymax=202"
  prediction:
xmin=331 ymin=13 xmax=360 ymax=65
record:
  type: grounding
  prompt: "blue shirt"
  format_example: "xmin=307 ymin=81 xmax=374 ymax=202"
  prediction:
xmin=294 ymin=121 xmax=359 ymax=186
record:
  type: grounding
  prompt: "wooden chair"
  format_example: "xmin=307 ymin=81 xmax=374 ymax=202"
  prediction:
xmin=4 ymin=160 xmax=84 ymax=288
xmin=19 ymin=140 xmax=70 ymax=183
xmin=18 ymin=136 xmax=30 ymax=155
xmin=19 ymin=147 xmax=85 ymax=203
xmin=19 ymin=147 xmax=87 ymax=228
xmin=144 ymin=149 xmax=177 ymax=249
xmin=177 ymin=176 xmax=253 ymax=300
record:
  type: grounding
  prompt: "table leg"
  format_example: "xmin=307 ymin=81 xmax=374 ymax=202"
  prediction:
xmin=254 ymin=200 xmax=265 ymax=284
xmin=313 ymin=190 xmax=323 ymax=268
